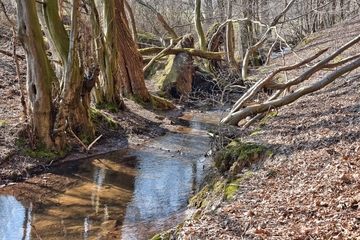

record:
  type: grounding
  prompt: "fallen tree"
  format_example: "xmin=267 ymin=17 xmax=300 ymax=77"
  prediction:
xmin=221 ymin=34 xmax=360 ymax=126
xmin=139 ymin=47 xmax=225 ymax=61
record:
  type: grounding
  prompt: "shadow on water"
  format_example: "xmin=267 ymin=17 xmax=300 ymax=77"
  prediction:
xmin=0 ymin=111 xmax=223 ymax=239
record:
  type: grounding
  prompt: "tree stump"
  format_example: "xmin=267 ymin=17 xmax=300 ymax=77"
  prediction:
xmin=156 ymin=34 xmax=194 ymax=98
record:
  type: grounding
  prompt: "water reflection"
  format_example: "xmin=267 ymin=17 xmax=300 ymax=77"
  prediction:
xmin=121 ymin=113 xmax=214 ymax=239
xmin=0 ymin=111 xmax=221 ymax=239
xmin=91 ymin=166 xmax=106 ymax=214
xmin=0 ymin=195 xmax=32 ymax=240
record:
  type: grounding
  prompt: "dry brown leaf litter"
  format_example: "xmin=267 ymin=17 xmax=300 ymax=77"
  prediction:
xmin=171 ymin=18 xmax=360 ymax=240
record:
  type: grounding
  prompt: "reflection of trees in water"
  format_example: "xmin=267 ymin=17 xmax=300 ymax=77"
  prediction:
xmin=91 ymin=166 xmax=106 ymax=214
xmin=0 ymin=195 xmax=32 ymax=239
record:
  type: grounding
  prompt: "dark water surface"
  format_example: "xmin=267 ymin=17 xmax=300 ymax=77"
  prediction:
xmin=0 ymin=111 xmax=221 ymax=240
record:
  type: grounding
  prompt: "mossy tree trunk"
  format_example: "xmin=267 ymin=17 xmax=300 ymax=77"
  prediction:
xmin=156 ymin=34 xmax=195 ymax=99
xmin=89 ymin=0 xmax=125 ymax=110
xmin=16 ymin=0 xmax=57 ymax=149
xmin=16 ymin=0 xmax=95 ymax=151
xmin=53 ymin=0 xmax=95 ymax=147
xmin=195 ymin=0 xmax=206 ymax=51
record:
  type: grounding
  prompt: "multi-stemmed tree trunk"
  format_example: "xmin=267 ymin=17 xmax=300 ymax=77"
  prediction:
xmin=15 ymin=0 xmax=166 ymax=152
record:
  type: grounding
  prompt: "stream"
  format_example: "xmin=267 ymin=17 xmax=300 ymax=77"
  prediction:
xmin=0 ymin=111 xmax=221 ymax=240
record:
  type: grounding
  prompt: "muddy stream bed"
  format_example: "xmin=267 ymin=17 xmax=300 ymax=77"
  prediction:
xmin=0 ymin=111 xmax=222 ymax=240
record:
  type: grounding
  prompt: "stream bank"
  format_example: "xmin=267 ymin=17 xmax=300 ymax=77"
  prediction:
xmin=0 ymin=108 xmax=225 ymax=239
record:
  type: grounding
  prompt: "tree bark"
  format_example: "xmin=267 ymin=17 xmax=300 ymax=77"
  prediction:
xmin=195 ymin=0 xmax=206 ymax=51
xmin=55 ymin=0 xmax=95 ymax=146
xmin=115 ymin=0 xmax=151 ymax=102
xmin=156 ymin=34 xmax=195 ymax=98
xmin=16 ymin=0 xmax=57 ymax=149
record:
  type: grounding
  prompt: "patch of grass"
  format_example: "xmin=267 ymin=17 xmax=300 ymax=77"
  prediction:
xmin=0 ymin=119 xmax=6 ymax=127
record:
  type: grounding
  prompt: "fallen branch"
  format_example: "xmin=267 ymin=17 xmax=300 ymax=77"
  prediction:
xmin=139 ymin=47 xmax=225 ymax=60
xmin=222 ymin=55 xmax=360 ymax=125
xmin=68 ymin=127 xmax=102 ymax=153
xmin=222 ymin=33 xmax=360 ymax=125
xmin=228 ymin=48 xmax=328 ymax=116
xmin=143 ymin=38 xmax=178 ymax=72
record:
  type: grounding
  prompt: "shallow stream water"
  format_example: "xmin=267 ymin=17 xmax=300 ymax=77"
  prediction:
xmin=0 ymin=111 xmax=221 ymax=240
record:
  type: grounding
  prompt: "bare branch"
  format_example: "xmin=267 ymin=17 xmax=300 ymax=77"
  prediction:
xmin=222 ymin=34 xmax=360 ymax=126
xmin=143 ymin=38 xmax=178 ymax=72
xmin=228 ymin=48 xmax=328 ymax=117
xmin=139 ymin=47 xmax=226 ymax=61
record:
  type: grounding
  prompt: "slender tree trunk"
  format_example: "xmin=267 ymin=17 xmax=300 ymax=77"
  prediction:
xmin=195 ymin=0 xmax=206 ymax=51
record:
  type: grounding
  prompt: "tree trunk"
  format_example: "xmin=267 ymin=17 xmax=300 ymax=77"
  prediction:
xmin=55 ymin=0 xmax=95 ymax=146
xmin=115 ymin=0 xmax=151 ymax=102
xmin=16 ymin=0 xmax=58 ymax=149
xmin=156 ymin=34 xmax=195 ymax=98
xmin=195 ymin=0 xmax=206 ymax=51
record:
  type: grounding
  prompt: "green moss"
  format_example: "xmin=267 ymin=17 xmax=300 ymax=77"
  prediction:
xmin=16 ymin=139 xmax=67 ymax=162
xmin=150 ymin=230 xmax=171 ymax=240
xmin=214 ymin=139 xmax=267 ymax=173
xmin=105 ymin=118 xmax=119 ymax=130
xmin=189 ymin=176 xmax=227 ymax=210
xmin=333 ymin=57 xmax=343 ymax=63
xmin=0 ymin=120 xmax=6 ymax=127
xmin=137 ymin=29 xmax=163 ymax=46
xmin=259 ymin=111 xmax=278 ymax=126
xmin=250 ymin=128 xmax=262 ymax=136
xmin=155 ymin=55 xmax=176 ymax=89
xmin=304 ymin=38 xmax=312 ymax=44
xmin=95 ymin=102 xmax=118 ymax=113
xmin=90 ymin=107 xmax=101 ymax=124
xmin=224 ymin=172 xmax=253 ymax=200
xmin=149 ymin=95 xmax=174 ymax=110
xmin=90 ymin=107 xmax=119 ymax=130
xmin=150 ymin=234 xmax=161 ymax=240
xmin=156 ymin=90 xmax=166 ymax=98
xmin=15 ymin=137 xmax=26 ymax=148
xmin=129 ymin=94 xmax=146 ymax=106
xmin=224 ymin=180 xmax=240 ymax=200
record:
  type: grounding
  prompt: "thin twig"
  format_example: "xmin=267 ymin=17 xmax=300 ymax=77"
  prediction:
xmin=68 ymin=127 xmax=88 ymax=152
xmin=88 ymin=134 xmax=102 ymax=151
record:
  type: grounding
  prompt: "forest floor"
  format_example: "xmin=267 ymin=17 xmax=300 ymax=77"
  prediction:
xmin=168 ymin=17 xmax=360 ymax=239
xmin=0 ymin=16 xmax=360 ymax=239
